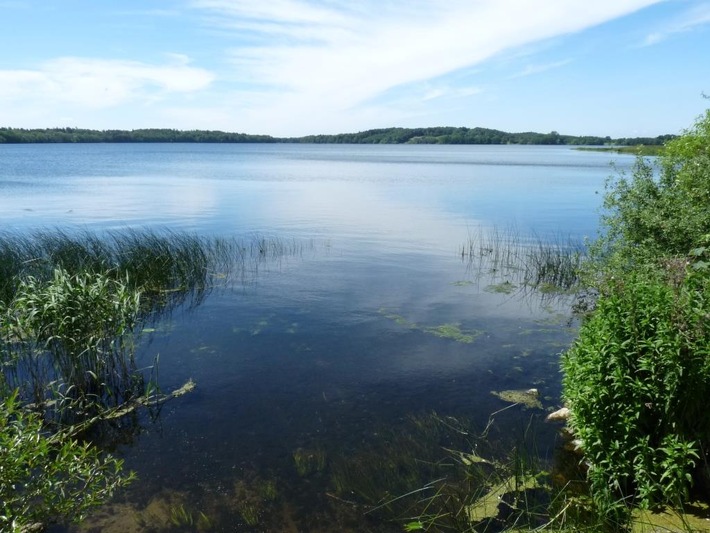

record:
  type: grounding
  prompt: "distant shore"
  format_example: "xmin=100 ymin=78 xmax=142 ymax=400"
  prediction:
xmin=0 ymin=126 xmax=674 ymax=147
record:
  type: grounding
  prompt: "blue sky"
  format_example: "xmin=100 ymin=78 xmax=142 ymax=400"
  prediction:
xmin=0 ymin=0 xmax=708 ymax=137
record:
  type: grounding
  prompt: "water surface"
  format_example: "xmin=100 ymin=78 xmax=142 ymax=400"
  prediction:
xmin=0 ymin=143 xmax=636 ymax=531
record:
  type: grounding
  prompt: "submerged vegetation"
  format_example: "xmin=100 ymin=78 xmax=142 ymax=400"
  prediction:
xmin=380 ymin=309 xmax=484 ymax=343
xmin=0 ymin=229 xmax=304 ymax=531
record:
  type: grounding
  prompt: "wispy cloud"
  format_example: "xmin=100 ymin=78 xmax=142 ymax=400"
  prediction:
xmin=187 ymin=0 xmax=661 ymax=134
xmin=421 ymin=85 xmax=483 ymax=102
xmin=0 ymin=0 xmax=671 ymax=134
xmin=509 ymin=59 xmax=572 ymax=79
xmin=0 ymin=56 xmax=214 ymax=109
xmin=642 ymin=2 xmax=710 ymax=46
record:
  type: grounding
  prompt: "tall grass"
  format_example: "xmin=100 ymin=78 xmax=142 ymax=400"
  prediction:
xmin=0 ymin=228 xmax=305 ymax=428
xmin=0 ymin=229 xmax=305 ymax=308
xmin=462 ymin=226 xmax=584 ymax=293
xmin=1 ymin=268 xmax=143 ymax=427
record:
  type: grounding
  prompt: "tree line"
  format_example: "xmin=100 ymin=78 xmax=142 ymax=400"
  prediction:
xmin=0 ymin=126 xmax=674 ymax=146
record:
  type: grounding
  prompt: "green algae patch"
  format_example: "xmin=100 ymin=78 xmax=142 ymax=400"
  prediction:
xmin=490 ymin=388 xmax=543 ymax=409
xmin=484 ymin=280 xmax=517 ymax=294
xmin=423 ymin=323 xmax=481 ymax=343
xmin=465 ymin=474 xmax=543 ymax=523
xmin=380 ymin=310 xmax=415 ymax=328
xmin=379 ymin=309 xmax=482 ymax=344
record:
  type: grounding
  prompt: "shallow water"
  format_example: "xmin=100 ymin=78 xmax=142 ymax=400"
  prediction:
xmin=1 ymin=143 xmax=637 ymax=531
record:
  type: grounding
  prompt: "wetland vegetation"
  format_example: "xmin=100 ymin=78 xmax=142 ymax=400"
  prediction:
xmin=0 ymin=230 xmax=304 ymax=531
xmin=461 ymin=226 xmax=584 ymax=294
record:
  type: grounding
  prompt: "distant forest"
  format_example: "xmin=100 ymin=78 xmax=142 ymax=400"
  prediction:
xmin=0 ymin=126 xmax=675 ymax=146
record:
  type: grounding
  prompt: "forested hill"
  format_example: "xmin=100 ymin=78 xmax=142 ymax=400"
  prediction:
xmin=290 ymin=127 xmax=674 ymax=146
xmin=0 ymin=128 xmax=277 ymax=144
xmin=0 ymin=126 xmax=674 ymax=146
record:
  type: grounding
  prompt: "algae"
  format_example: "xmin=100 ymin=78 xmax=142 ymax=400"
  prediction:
xmin=379 ymin=308 xmax=482 ymax=344
xmin=485 ymin=280 xmax=517 ymax=294
xmin=465 ymin=474 xmax=543 ymax=522
xmin=490 ymin=388 xmax=543 ymax=409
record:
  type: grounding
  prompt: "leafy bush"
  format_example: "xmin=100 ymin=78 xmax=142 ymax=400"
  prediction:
xmin=0 ymin=391 xmax=135 ymax=532
xmin=564 ymin=108 xmax=710 ymax=518
xmin=600 ymin=109 xmax=710 ymax=263
xmin=563 ymin=265 xmax=710 ymax=510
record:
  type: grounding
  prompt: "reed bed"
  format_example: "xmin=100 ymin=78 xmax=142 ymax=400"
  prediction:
xmin=0 ymin=229 xmax=305 ymax=306
xmin=0 ymin=228 xmax=305 ymax=428
xmin=462 ymin=226 xmax=585 ymax=293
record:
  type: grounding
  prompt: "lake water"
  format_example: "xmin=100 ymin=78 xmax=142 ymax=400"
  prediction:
xmin=0 ymin=144 xmax=636 ymax=531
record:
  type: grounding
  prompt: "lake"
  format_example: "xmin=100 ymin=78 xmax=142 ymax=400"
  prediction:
xmin=0 ymin=143 xmax=635 ymax=531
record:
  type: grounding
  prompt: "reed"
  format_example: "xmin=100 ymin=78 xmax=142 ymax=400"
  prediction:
xmin=1 ymin=268 xmax=145 ymax=425
xmin=0 ymin=228 xmax=306 ymax=307
xmin=0 ymin=228 xmax=305 ymax=428
xmin=462 ymin=226 xmax=584 ymax=293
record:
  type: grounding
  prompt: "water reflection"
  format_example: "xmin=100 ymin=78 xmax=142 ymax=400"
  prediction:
xmin=0 ymin=144 xmax=615 ymax=531
xmin=0 ymin=143 xmax=632 ymax=238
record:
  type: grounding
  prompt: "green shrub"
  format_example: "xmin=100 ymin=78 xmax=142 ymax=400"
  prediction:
xmin=1 ymin=268 xmax=143 ymax=417
xmin=0 ymin=391 xmax=135 ymax=532
xmin=568 ymin=107 xmax=710 ymax=517
xmin=600 ymin=109 xmax=710 ymax=264
xmin=562 ymin=267 xmax=710 ymax=510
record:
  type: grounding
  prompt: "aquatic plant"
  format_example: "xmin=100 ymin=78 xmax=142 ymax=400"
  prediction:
xmin=1 ymin=268 xmax=145 ymax=423
xmin=423 ymin=323 xmax=481 ymax=343
xmin=237 ymin=502 xmax=261 ymax=526
xmin=491 ymin=388 xmax=543 ymax=410
xmin=379 ymin=309 xmax=482 ymax=344
xmin=328 ymin=413 xmax=483 ymax=523
xmin=0 ymin=228 xmax=308 ymax=308
xmin=524 ymin=237 xmax=583 ymax=291
xmin=461 ymin=226 xmax=584 ymax=293
xmin=257 ymin=479 xmax=278 ymax=501
xmin=293 ymin=446 xmax=327 ymax=476
xmin=0 ymin=229 xmax=307 ymax=421
xmin=169 ymin=504 xmax=194 ymax=527
xmin=485 ymin=280 xmax=517 ymax=294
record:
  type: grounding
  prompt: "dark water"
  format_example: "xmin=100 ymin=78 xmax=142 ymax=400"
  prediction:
xmin=0 ymin=144 xmax=637 ymax=531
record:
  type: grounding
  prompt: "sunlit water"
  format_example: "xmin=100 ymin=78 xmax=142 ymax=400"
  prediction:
xmin=0 ymin=144 xmax=636 ymax=531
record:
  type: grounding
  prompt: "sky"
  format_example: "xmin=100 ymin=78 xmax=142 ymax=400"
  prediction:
xmin=0 ymin=0 xmax=708 ymax=138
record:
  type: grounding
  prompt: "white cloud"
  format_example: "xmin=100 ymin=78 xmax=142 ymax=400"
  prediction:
xmin=510 ymin=59 xmax=572 ymax=79
xmin=0 ymin=56 xmax=215 ymax=110
xmin=0 ymin=1 xmax=669 ymax=134
xmin=642 ymin=2 xmax=710 ymax=46
xmin=188 ymin=0 xmax=661 ymax=134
